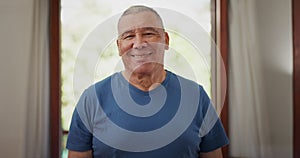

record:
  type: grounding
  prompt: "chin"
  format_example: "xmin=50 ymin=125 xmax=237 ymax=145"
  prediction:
xmin=131 ymin=63 xmax=158 ymax=75
xmin=132 ymin=66 xmax=154 ymax=75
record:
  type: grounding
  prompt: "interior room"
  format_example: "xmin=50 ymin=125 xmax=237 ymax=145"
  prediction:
xmin=0 ymin=0 xmax=298 ymax=157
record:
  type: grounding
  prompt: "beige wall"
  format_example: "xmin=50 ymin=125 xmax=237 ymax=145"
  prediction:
xmin=0 ymin=0 xmax=33 ymax=157
xmin=255 ymin=0 xmax=293 ymax=157
xmin=229 ymin=0 xmax=293 ymax=157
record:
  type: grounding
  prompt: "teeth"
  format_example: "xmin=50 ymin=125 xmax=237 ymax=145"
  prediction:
xmin=131 ymin=53 xmax=152 ymax=57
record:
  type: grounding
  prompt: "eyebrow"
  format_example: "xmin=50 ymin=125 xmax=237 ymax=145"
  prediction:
xmin=119 ymin=27 xmax=164 ymax=38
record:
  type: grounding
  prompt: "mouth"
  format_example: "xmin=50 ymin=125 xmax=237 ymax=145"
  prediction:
xmin=130 ymin=52 xmax=153 ymax=58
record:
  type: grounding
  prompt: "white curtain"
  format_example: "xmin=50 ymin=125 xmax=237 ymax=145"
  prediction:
xmin=25 ymin=0 xmax=50 ymax=157
xmin=228 ymin=1 xmax=272 ymax=157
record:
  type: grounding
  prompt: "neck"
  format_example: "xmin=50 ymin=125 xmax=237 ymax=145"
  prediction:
xmin=122 ymin=68 xmax=166 ymax=91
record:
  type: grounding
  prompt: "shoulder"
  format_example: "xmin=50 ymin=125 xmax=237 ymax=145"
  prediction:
xmin=94 ymin=73 xmax=119 ymax=89
xmin=167 ymin=71 xmax=211 ymax=112
xmin=166 ymin=70 xmax=205 ymax=91
xmin=77 ymin=73 xmax=119 ymax=109
xmin=83 ymin=72 xmax=120 ymax=95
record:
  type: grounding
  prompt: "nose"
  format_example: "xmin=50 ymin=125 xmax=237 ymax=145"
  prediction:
xmin=133 ymin=34 xmax=147 ymax=49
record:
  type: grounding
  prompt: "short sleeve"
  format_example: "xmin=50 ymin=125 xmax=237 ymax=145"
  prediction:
xmin=198 ymin=87 xmax=229 ymax=152
xmin=199 ymin=119 xmax=229 ymax=152
xmin=66 ymin=90 xmax=93 ymax=151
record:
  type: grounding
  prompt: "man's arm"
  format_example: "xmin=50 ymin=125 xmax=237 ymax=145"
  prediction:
xmin=199 ymin=148 xmax=223 ymax=158
xmin=68 ymin=150 xmax=92 ymax=158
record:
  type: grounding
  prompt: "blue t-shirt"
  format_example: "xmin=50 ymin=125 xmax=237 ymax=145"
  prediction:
xmin=67 ymin=70 xmax=228 ymax=157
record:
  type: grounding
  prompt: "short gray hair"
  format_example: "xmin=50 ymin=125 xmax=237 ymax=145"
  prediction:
xmin=118 ymin=5 xmax=164 ymax=29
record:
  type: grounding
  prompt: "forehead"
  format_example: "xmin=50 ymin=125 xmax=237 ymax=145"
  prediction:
xmin=118 ymin=11 xmax=163 ymax=35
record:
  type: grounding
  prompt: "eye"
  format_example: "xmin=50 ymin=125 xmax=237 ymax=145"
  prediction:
xmin=145 ymin=32 xmax=154 ymax=35
xmin=143 ymin=32 xmax=156 ymax=36
xmin=120 ymin=33 xmax=135 ymax=40
xmin=124 ymin=35 xmax=135 ymax=40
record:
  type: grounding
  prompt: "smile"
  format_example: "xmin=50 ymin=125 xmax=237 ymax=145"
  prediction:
xmin=130 ymin=52 xmax=153 ymax=58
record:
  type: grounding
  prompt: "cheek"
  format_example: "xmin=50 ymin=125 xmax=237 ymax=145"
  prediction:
xmin=118 ymin=41 xmax=131 ymax=56
xmin=155 ymin=53 xmax=165 ymax=63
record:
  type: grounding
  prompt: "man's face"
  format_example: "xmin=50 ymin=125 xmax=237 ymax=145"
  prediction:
xmin=117 ymin=11 xmax=169 ymax=75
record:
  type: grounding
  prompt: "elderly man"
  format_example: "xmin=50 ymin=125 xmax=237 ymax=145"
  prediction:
xmin=67 ymin=5 xmax=228 ymax=158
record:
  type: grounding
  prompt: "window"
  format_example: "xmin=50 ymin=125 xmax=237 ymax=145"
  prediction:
xmin=50 ymin=0 xmax=229 ymax=157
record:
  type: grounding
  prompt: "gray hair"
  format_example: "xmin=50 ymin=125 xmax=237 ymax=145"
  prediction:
xmin=118 ymin=5 xmax=164 ymax=29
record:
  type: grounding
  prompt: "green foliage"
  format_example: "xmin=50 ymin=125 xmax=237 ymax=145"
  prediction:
xmin=60 ymin=0 xmax=211 ymax=157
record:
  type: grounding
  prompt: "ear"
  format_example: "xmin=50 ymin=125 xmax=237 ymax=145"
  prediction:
xmin=116 ymin=39 xmax=122 ymax=56
xmin=164 ymin=32 xmax=170 ymax=50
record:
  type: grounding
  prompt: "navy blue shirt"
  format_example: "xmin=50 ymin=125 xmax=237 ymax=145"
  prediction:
xmin=67 ymin=70 xmax=228 ymax=157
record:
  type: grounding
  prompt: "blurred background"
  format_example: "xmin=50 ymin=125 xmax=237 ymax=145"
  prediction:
xmin=0 ymin=0 xmax=295 ymax=157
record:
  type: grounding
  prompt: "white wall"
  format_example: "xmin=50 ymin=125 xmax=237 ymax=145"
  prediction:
xmin=0 ymin=0 xmax=33 ymax=157
xmin=255 ymin=0 xmax=293 ymax=157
